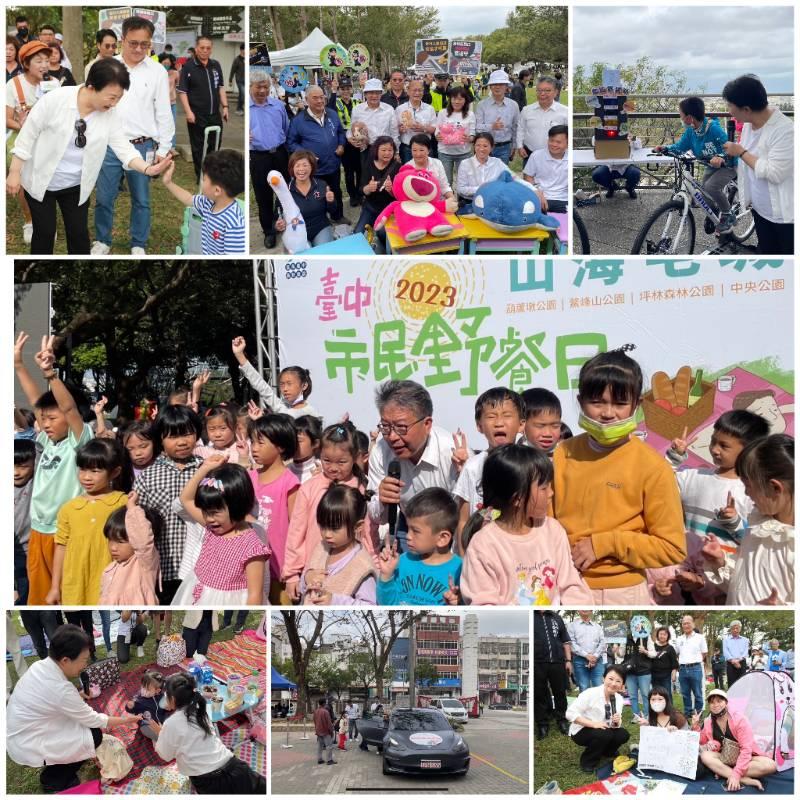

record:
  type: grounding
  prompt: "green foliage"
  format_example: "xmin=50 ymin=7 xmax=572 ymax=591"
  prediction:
xmin=70 ymin=342 xmax=107 ymax=373
xmin=13 ymin=261 xmax=255 ymax=415
xmin=415 ymin=658 xmax=440 ymax=687
xmin=273 ymin=656 xmax=297 ymax=683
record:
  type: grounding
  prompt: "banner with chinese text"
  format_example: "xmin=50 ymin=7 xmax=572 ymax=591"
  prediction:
xmin=274 ymin=258 xmax=793 ymax=468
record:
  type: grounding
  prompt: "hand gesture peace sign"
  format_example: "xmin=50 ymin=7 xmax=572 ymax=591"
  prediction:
xmin=670 ymin=425 xmax=698 ymax=456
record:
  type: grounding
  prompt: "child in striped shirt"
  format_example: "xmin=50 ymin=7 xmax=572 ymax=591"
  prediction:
xmin=161 ymin=149 xmax=245 ymax=254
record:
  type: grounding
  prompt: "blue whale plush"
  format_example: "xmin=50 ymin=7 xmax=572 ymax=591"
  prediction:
xmin=469 ymin=171 xmax=560 ymax=232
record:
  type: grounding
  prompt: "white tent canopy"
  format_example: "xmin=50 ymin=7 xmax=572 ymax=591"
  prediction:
xmin=269 ymin=27 xmax=335 ymax=68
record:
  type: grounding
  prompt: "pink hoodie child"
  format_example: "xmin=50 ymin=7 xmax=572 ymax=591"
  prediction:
xmin=99 ymin=503 xmax=160 ymax=604
xmin=460 ymin=518 xmax=593 ymax=606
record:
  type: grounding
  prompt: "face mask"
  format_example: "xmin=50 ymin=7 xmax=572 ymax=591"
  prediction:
xmin=710 ymin=707 xmax=727 ymax=720
xmin=578 ymin=412 xmax=637 ymax=446
xmin=650 ymin=700 xmax=666 ymax=713
xmin=18 ymin=27 xmax=29 ymax=37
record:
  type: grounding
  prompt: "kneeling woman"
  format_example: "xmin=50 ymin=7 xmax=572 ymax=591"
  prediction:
xmin=7 ymin=58 xmax=172 ymax=254
xmin=691 ymin=688 xmax=777 ymax=792
xmin=152 ymin=673 xmax=266 ymax=794
xmin=6 ymin=624 xmax=141 ymax=793
xmin=566 ymin=664 xmax=630 ymax=773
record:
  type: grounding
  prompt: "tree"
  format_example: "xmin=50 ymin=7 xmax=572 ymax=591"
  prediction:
xmin=14 ymin=261 xmax=255 ymax=416
xmin=312 ymin=657 xmax=353 ymax=704
xmin=415 ymin=658 xmax=440 ymax=688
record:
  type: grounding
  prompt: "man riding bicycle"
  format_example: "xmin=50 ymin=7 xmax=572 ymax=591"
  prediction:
xmin=654 ymin=96 xmax=738 ymax=234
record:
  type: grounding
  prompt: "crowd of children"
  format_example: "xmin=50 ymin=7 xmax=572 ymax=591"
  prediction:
xmin=14 ymin=332 xmax=795 ymax=607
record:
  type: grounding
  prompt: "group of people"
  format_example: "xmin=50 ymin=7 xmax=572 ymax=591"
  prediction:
xmin=250 ymin=65 xmax=569 ymax=252
xmin=6 ymin=15 xmax=245 ymax=255
xmin=586 ymin=74 xmax=793 ymax=253
xmin=536 ymin=611 xmax=786 ymax=791
xmin=14 ymin=335 xmax=795 ymax=609
xmin=5 ymin=615 xmax=265 ymax=794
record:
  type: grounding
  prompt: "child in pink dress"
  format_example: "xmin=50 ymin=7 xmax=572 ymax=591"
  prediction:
xmin=460 ymin=444 xmax=593 ymax=606
xmin=247 ymin=414 xmax=300 ymax=604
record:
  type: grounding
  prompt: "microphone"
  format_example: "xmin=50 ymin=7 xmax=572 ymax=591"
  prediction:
xmin=726 ymin=119 xmax=736 ymax=142
xmin=387 ymin=460 xmax=401 ymax=545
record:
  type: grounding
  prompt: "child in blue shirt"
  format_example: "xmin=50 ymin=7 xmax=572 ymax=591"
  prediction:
xmin=377 ymin=487 xmax=462 ymax=605
xmin=161 ymin=149 xmax=245 ymax=254
xmin=655 ymin=96 xmax=739 ymax=233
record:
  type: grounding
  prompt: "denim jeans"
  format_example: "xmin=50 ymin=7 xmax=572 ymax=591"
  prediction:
xmin=492 ymin=141 xmax=512 ymax=164
xmin=399 ymin=143 xmax=413 ymax=164
xmin=438 ymin=151 xmax=470 ymax=189
xmin=95 ymin=139 xmax=155 ymax=249
xmin=170 ymin=104 xmax=177 ymax=148
xmin=592 ymin=164 xmax=641 ymax=191
xmin=98 ymin=610 xmax=112 ymax=652
xmin=573 ymin=655 xmax=605 ymax=693
xmin=354 ymin=204 xmax=387 ymax=254
xmin=625 ymin=672 xmax=652 ymax=717
xmin=679 ymin=663 xmax=705 ymax=715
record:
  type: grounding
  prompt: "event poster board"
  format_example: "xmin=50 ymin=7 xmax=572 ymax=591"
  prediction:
xmin=415 ymin=38 xmax=450 ymax=73
xmin=638 ymin=727 xmax=700 ymax=780
xmin=448 ymin=39 xmax=483 ymax=75
xmin=273 ymin=259 xmax=794 ymax=460
xmin=99 ymin=7 xmax=166 ymax=43
xmin=601 ymin=620 xmax=628 ymax=645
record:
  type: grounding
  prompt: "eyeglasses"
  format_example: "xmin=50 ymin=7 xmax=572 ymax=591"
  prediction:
xmin=125 ymin=39 xmax=152 ymax=50
xmin=376 ymin=417 xmax=425 ymax=437
xmin=74 ymin=118 xmax=86 ymax=149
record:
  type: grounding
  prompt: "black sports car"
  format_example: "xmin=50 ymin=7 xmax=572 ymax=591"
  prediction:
xmin=358 ymin=708 xmax=470 ymax=776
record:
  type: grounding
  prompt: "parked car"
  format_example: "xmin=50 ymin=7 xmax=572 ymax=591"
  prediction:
xmin=367 ymin=708 xmax=470 ymax=776
xmin=488 ymin=702 xmax=514 ymax=710
xmin=433 ymin=697 xmax=468 ymax=723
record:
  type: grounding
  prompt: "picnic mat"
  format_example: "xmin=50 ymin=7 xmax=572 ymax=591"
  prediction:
xmin=563 ymin=765 xmax=796 ymax=795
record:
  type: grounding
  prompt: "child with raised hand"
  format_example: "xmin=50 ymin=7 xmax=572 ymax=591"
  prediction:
xmin=378 ymin=487 xmax=462 ymax=605
xmin=521 ymin=388 xmax=564 ymax=455
xmin=247 ymin=414 xmax=300 ymax=603
xmin=283 ymin=423 xmax=371 ymax=602
xmin=194 ymin=405 xmax=241 ymax=463
xmin=649 ymin=410 xmax=769 ymax=604
xmin=172 ymin=456 xmax=268 ymax=605
xmin=454 ymin=387 xmax=525 ymax=535
xmin=231 ymin=336 xmax=319 ymax=418
xmin=553 ymin=345 xmax=686 ymax=605
xmin=133 ymin=404 xmax=204 ymax=604
xmin=48 ymin=438 xmax=128 ymax=605
xmin=14 ymin=332 xmax=95 ymax=604
xmin=161 ymin=149 xmax=246 ymax=254
xmin=460 ymin=444 xmax=592 ymax=606
xmin=126 ymin=670 xmax=170 ymax=741
xmin=289 ymin=414 xmax=323 ymax=484
xmin=702 ymin=433 xmax=794 ymax=605
xmin=301 ymin=484 xmax=377 ymax=605
xmin=152 ymin=673 xmax=266 ymax=794
xmin=100 ymin=491 xmax=162 ymax=605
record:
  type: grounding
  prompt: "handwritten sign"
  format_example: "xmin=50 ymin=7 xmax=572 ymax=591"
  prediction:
xmin=638 ymin=727 xmax=700 ymax=780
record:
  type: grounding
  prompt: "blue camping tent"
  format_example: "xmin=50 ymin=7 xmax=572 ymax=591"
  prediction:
xmin=272 ymin=666 xmax=297 ymax=690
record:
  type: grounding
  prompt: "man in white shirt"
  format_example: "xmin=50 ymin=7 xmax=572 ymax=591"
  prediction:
xmin=523 ymin=124 xmax=568 ymax=213
xmin=395 ymin=79 xmax=437 ymax=163
xmin=350 ymin=78 xmax=400 ymax=156
xmin=84 ymin=28 xmax=118 ymax=81
xmin=367 ymin=380 xmax=459 ymax=554
xmin=673 ymin=614 xmax=708 ymax=716
xmin=92 ymin=15 xmax=174 ymax=255
xmin=516 ymin=76 xmax=569 ymax=164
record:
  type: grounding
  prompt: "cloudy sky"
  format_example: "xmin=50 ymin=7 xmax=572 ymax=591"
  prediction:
xmin=574 ymin=5 xmax=794 ymax=93
xmin=275 ymin=610 xmax=528 ymax=639
xmin=437 ymin=5 xmax=516 ymax=37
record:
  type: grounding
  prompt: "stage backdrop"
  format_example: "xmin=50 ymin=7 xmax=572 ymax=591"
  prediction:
xmin=274 ymin=259 xmax=793 ymax=467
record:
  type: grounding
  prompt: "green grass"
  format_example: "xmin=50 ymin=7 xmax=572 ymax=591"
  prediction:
xmin=5 ymin=609 xmax=263 ymax=794
xmin=534 ymin=685 xmax=692 ymax=793
xmin=6 ymin=156 xmax=199 ymax=256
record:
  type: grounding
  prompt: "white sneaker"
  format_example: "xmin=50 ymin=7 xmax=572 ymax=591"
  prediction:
xmin=136 ymin=646 xmax=144 ymax=658
xmin=131 ymin=247 xmax=146 ymax=255
xmin=23 ymin=223 xmax=33 ymax=244
xmin=91 ymin=241 xmax=111 ymax=255
xmin=194 ymin=653 xmax=206 ymax=664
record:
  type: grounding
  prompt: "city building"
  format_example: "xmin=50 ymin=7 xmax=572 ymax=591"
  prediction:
xmin=415 ymin=613 xmax=461 ymax=697
xmin=477 ymin=633 xmax=529 ymax=707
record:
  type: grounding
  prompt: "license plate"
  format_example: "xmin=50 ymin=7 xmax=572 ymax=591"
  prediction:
xmin=420 ymin=760 xmax=441 ymax=769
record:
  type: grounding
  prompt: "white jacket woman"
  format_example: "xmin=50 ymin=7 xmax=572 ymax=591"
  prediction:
xmin=7 ymin=58 xmax=171 ymax=254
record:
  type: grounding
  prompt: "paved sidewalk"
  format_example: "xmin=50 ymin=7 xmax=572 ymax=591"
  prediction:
xmin=271 ymin=710 xmax=529 ymax=794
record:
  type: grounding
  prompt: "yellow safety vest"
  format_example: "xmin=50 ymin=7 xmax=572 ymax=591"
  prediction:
xmin=335 ymin=97 xmax=359 ymax=129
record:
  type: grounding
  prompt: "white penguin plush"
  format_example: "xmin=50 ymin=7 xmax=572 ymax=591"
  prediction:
xmin=267 ymin=170 xmax=310 ymax=253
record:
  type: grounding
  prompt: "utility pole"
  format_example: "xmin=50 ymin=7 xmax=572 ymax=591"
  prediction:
xmin=408 ymin=612 xmax=416 ymax=708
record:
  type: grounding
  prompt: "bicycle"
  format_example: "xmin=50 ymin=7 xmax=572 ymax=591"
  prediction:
xmin=630 ymin=152 xmax=755 ymax=255
xmin=572 ymin=208 xmax=590 ymax=254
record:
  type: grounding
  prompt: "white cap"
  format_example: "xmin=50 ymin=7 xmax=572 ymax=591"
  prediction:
xmin=55 ymin=33 xmax=64 ymax=41
xmin=363 ymin=78 xmax=383 ymax=93
xmin=488 ymin=69 xmax=511 ymax=86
